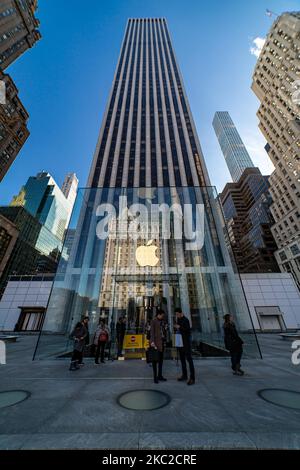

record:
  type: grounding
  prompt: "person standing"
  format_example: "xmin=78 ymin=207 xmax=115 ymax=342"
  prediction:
xmin=150 ymin=310 xmax=167 ymax=383
xmin=223 ymin=314 xmax=244 ymax=376
xmin=94 ymin=321 xmax=109 ymax=364
xmin=116 ymin=317 xmax=126 ymax=357
xmin=175 ymin=308 xmax=195 ymax=385
xmin=78 ymin=316 xmax=89 ymax=365
xmin=69 ymin=322 xmax=88 ymax=371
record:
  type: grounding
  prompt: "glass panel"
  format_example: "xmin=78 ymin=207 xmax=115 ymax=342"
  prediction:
xmin=34 ymin=187 xmax=261 ymax=360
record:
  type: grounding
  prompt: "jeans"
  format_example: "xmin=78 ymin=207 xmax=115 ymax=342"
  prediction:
xmin=117 ymin=336 xmax=124 ymax=356
xmin=152 ymin=350 xmax=164 ymax=380
xmin=230 ymin=348 xmax=243 ymax=371
xmin=95 ymin=342 xmax=106 ymax=363
xmin=71 ymin=349 xmax=82 ymax=363
xmin=179 ymin=346 xmax=195 ymax=380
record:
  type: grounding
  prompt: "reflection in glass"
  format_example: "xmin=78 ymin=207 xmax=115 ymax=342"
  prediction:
xmin=34 ymin=186 xmax=261 ymax=359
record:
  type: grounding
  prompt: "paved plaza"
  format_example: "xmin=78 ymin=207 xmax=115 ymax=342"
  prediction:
xmin=0 ymin=334 xmax=300 ymax=450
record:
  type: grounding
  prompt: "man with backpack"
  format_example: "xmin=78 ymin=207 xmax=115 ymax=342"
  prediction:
xmin=94 ymin=320 xmax=109 ymax=364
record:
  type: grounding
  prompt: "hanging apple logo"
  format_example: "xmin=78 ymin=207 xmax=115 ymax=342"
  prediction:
xmin=135 ymin=240 xmax=159 ymax=267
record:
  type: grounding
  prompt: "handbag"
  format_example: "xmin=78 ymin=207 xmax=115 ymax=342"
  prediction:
xmin=175 ymin=332 xmax=183 ymax=348
xmin=147 ymin=347 xmax=160 ymax=363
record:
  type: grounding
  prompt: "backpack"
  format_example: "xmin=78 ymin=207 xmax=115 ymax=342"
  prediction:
xmin=99 ymin=331 xmax=108 ymax=342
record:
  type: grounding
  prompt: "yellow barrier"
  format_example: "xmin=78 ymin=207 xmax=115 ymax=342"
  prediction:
xmin=123 ymin=334 xmax=144 ymax=349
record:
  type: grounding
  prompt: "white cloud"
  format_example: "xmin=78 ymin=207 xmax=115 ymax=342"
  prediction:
xmin=250 ymin=37 xmax=266 ymax=58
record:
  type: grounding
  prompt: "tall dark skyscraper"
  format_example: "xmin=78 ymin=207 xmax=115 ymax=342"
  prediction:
xmin=87 ymin=18 xmax=211 ymax=189
xmin=36 ymin=19 xmax=260 ymax=360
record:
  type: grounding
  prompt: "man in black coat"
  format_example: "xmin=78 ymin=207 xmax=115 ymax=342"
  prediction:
xmin=175 ymin=308 xmax=195 ymax=385
xmin=223 ymin=314 xmax=244 ymax=375
xmin=116 ymin=317 xmax=126 ymax=357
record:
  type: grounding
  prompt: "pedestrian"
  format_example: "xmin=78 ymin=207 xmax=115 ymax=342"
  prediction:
xmin=94 ymin=320 xmax=109 ymax=364
xmin=78 ymin=316 xmax=89 ymax=365
xmin=150 ymin=309 xmax=167 ymax=383
xmin=223 ymin=314 xmax=244 ymax=376
xmin=174 ymin=308 xmax=195 ymax=385
xmin=116 ymin=316 xmax=126 ymax=357
xmin=69 ymin=321 xmax=88 ymax=371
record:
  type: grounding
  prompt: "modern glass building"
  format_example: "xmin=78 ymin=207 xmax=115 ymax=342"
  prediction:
xmin=35 ymin=19 xmax=260 ymax=359
xmin=10 ymin=171 xmax=75 ymax=245
xmin=0 ymin=206 xmax=59 ymax=297
xmin=220 ymin=168 xmax=279 ymax=273
xmin=213 ymin=111 xmax=255 ymax=182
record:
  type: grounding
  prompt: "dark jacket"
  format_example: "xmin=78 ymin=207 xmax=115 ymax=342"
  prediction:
xmin=70 ymin=325 xmax=87 ymax=352
xmin=116 ymin=321 xmax=126 ymax=341
xmin=150 ymin=317 xmax=163 ymax=352
xmin=223 ymin=321 xmax=243 ymax=352
xmin=177 ymin=316 xmax=192 ymax=351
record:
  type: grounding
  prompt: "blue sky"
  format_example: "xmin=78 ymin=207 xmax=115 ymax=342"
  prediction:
xmin=1 ymin=0 xmax=299 ymax=203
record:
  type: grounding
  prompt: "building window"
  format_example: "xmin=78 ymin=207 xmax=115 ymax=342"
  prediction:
xmin=290 ymin=244 xmax=300 ymax=256
xmin=279 ymin=250 xmax=288 ymax=261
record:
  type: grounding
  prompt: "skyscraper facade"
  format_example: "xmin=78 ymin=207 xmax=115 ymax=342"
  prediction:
xmin=0 ymin=0 xmax=41 ymax=71
xmin=252 ymin=12 xmax=300 ymax=288
xmin=0 ymin=171 xmax=78 ymax=296
xmin=61 ymin=173 xmax=79 ymax=212
xmin=10 ymin=171 xmax=75 ymax=243
xmin=0 ymin=1 xmax=41 ymax=181
xmin=220 ymin=167 xmax=279 ymax=273
xmin=88 ymin=18 xmax=212 ymax=189
xmin=213 ymin=111 xmax=255 ymax=182
xmin=0 ymin=205 xmax=58 ymax=297
xmin=0 ymin=71 xmax=29 ymax=181
xmin=36 ymin=19 xmax=260 ymax=360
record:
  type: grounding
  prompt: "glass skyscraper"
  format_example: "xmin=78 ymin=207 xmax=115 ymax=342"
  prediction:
xmin=213 ymin=111 xmax=255 ymax=182
xmin=35 ymin=19 xmax=260 ymax=360
xmin=10 ymin=171 xmax=75 ymax=244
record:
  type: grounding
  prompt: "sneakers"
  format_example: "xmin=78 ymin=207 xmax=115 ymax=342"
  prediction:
xmin=233 ymin=370 xmax=244 ymax=376
xmin=157 ymin=376 xmax=167 ymax=382
xmin=177 ymin=376 xmax=188 ymax=382
xmin=69 ymin=360 xmax=80 ymax=371
xmin=187 ymin=378 xmax=195 ymax=386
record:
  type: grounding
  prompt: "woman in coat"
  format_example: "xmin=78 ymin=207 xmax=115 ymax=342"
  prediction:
xmin=150 ymin=310 xmax=167 ymax=383
xmin=94 ymin=321 xmax=109 ymax=364
xmin=223 ymin=314 xmax=244 ymax=376
xmin=69 ymin=322 xmax=87 ymax=371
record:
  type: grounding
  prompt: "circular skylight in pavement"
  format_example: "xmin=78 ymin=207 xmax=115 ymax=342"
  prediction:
xmin=0 ymin=390 xmax=30 ymax=409
xmin=258 ymin=389 xmax=300 ymax=411
xmin=118 ymin=389 xmax=171 ymax=410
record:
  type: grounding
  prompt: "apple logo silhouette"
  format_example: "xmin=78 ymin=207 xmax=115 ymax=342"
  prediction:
xmin=135 ymin=240 xmax=159 ymax=267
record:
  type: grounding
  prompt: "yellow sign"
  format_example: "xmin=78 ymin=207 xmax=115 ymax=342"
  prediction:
xmin=124 ymin=334 xmax=144 ymax=349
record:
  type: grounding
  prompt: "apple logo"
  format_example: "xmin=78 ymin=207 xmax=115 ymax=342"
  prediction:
xmin=135 ymin=240 xmax=159 ymax=267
